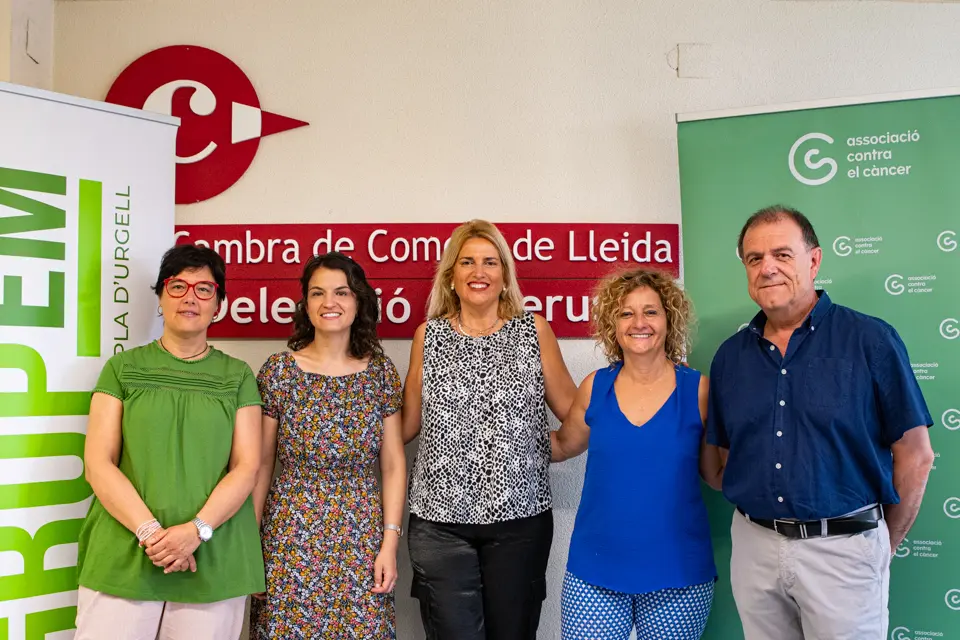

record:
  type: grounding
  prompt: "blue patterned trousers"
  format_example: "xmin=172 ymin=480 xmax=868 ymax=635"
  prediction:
xmin=561 ymin=571 xmax=714 ymax=640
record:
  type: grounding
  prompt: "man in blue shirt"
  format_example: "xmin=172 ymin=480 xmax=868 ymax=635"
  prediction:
xmin=707 ymin=205 xmax=934 ymax=640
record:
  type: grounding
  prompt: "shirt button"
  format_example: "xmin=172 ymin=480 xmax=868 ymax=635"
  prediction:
xmin=811 ymin=326 xmax=816 ymax=331
xmin=777 ymin=430 xmax=783 ymax=437
xmin=778 ymin=496 xmax=784 ymax=503
xmin=776 ymin=463 xmax=782 ymax=469
xmin=769 ymin=345 xmax=775 ymax=351
xmin=779 ymin=400 xmax=785 ymax=406
xmin=781 ymin=369 xmax=787 ymax=375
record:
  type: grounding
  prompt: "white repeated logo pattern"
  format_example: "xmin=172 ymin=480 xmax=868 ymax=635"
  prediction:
xmin=885 ymin=274 xmax=905 ymax=296
xmin=833 ymin=235 xmax=852 ymax=257
xmin=894 ymin=540 xmax=910 ymax=558
xmin=789 ymin=133 xmax=838 ymax=186
xmin=937 ymin=230 xmax=957 ymax=252
xmin=891 ymin=627 xmax=912 ymax=640
xmin=941 ymin=318 xmax=960 ymax=340
xmin=942 ymin=409 xmax=960 ymax=431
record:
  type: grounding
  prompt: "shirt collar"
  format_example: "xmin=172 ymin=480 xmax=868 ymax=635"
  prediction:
xmin=747 ymin=290 xmax=832 ymax=336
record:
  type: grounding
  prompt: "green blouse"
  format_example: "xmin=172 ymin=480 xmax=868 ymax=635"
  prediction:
xmin=77 ymin=341 xmax=265 ymax=603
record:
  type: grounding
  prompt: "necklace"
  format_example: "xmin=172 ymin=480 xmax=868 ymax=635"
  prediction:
xmin=159 ymin=337 xmax=209 ymax=360
xmin=457 ymin=315 xmax=500 ymax=337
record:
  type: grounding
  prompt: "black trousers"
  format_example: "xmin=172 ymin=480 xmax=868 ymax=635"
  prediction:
xmin=407 ymin=510 xmax=554 ymax=640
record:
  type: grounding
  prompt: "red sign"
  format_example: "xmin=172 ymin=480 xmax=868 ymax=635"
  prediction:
xmin=175 ymin=223 xmax=679 ymax=338
xmin=106 ymin=46 xmax=308 ymax=204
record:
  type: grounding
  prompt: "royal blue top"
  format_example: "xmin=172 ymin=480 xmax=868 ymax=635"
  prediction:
xmin=707 ymin=291 xmax=933 ymax=521
xmin=566 ymin=362 xmax=717 ymax=594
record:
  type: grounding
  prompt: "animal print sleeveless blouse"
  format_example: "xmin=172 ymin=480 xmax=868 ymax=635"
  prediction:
xmin=408 ymin=312 xmax=552 ymax=524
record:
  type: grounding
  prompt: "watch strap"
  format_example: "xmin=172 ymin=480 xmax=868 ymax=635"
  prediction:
xmin=192 ymin=517 xmax=212 ymax=541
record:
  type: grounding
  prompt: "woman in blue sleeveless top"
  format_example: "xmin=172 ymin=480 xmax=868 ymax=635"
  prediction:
xmin=551 ymin=268 xmax=726 ymax=640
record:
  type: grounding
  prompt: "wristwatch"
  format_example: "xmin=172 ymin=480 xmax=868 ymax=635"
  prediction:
xmin=193 ymin=517 xmax=213 ymax=542
xmin=385 ymin=523 xmax=403 ymax=538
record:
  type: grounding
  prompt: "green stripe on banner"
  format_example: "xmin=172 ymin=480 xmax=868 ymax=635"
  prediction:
xmin=0 ymin=344 xmax=92 ymax=418
xmin=77 ymin=179 xmax=102 ymax=357
xmin=26 ymin=606 xmax=79 ymax=638
xmin=0 ymin=433 xmax=91 ymax=510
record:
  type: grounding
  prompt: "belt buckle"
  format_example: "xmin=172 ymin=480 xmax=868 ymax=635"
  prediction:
xmin=774 ymin=519 xmax=809 ymax=539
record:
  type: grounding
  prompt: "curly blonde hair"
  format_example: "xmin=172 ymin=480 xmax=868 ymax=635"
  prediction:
xmin=592 ymin=268 xmax=693 ymax=364
xmin=426 ymin=220 xmax=525 ymax=319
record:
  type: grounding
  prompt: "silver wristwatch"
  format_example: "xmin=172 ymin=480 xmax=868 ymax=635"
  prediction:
xmin=385 ymin=523 xmax=403 ymax=538
xmin=193 ymin=517 xmax=213 ymax=542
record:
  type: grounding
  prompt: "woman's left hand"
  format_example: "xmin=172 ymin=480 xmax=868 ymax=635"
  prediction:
xmin=145 ymin=523 xmax=202 ymax=573
xmin=166 ymin=553 xmax=198 ymax=574
xmin=371 ymin=542 xmax=398 ymax=594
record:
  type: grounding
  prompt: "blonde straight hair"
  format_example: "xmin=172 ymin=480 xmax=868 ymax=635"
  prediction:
xmin=426 ymin=220 xmax=525 ymax=320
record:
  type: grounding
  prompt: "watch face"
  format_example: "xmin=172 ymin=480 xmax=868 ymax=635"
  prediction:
xmin=199 ymin=525 xmax=213 ymax=541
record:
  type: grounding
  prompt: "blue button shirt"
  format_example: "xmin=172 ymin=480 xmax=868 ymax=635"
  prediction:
xmin=706 ymin=291 xmax=932 ymax=521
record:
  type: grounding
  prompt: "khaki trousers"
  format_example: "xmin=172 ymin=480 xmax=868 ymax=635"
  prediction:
xmin=74 ymin=586 xmax=246 ymax=640
xmin=730 ymin=509 xmax=891 ymax=640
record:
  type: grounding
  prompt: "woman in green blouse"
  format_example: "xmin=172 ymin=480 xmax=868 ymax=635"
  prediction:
xmin=75 ymin=244 xmax=264 ymax=640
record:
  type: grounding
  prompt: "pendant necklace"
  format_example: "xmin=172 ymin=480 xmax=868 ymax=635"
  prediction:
xmin=159 ymin=337 xmax=209 ymax=359
xmin=458 ymin=315 xmax=500 ymax=337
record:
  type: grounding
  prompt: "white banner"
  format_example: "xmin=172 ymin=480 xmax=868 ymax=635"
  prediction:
xmin=0 ymin=81 xmax=177 ymax=638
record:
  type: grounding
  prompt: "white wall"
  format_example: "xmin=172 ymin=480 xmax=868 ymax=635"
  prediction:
xmin=53 ymin=1 xmax=960 ymax=638
xmin=0 ymin=0 xmax=10 ymax=81
xmin=9 ymin=0 xmax=53 ymax=89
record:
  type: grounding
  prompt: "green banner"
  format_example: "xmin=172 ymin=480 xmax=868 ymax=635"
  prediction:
xmin=677 ymin=92 xmax=959 ymax=640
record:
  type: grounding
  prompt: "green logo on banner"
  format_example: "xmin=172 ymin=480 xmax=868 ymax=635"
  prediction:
xmin=0 ymin=166 xmax=102 ymax=356
xmin=0 ymin=165 xmax=104 ymax=631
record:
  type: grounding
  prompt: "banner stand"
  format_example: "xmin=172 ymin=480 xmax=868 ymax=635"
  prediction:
xmin=677 ymin=88 xmax=959 ymax=639
xmin=0 ymin=81 xmax=177 ymax=638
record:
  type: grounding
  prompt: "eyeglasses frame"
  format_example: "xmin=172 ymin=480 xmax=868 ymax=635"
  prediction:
xmin=163 ymin=277 xmax=220 ymax=301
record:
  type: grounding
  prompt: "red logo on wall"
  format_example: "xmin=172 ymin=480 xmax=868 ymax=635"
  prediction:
xmin=105 ymin=45 xmax=308 ymax=204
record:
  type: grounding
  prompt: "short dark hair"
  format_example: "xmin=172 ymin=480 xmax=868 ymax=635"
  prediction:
xmin=153 ymin=244 xmax=227 ymax=302
xmin=737 ymin=205 xmax=820 ymax=260
xmin=287 ymin=252 xmax=384 ymax=359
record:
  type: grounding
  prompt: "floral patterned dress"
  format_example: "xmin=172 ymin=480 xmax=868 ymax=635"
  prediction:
xmin=250 ymin=351 xmax=402 ymax=639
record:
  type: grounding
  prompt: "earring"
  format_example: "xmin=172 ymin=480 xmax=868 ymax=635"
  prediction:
xmin=450 ymin=283 xmax=455 ymax=290
xmin=157 ymin=306 xmax=162 ymax=316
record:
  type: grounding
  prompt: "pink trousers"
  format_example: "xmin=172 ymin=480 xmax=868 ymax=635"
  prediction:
xmin=74 ymin=586 xmax=246 ymax=640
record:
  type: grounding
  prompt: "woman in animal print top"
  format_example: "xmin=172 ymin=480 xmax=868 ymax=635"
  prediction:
xmin=401 ymin=219 xmax=577 ymax=640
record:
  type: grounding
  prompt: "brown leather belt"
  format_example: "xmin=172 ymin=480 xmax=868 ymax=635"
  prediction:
xmin=737 ymin=505 xmax=883 ymax=539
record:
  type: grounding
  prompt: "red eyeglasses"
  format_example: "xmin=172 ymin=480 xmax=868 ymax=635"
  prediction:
xmin=164 ymin=277 xmax=219 ymax=300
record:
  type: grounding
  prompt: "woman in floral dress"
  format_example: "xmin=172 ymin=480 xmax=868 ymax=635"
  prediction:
xmin=250 ymin=252 xmax=406 ymax=639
